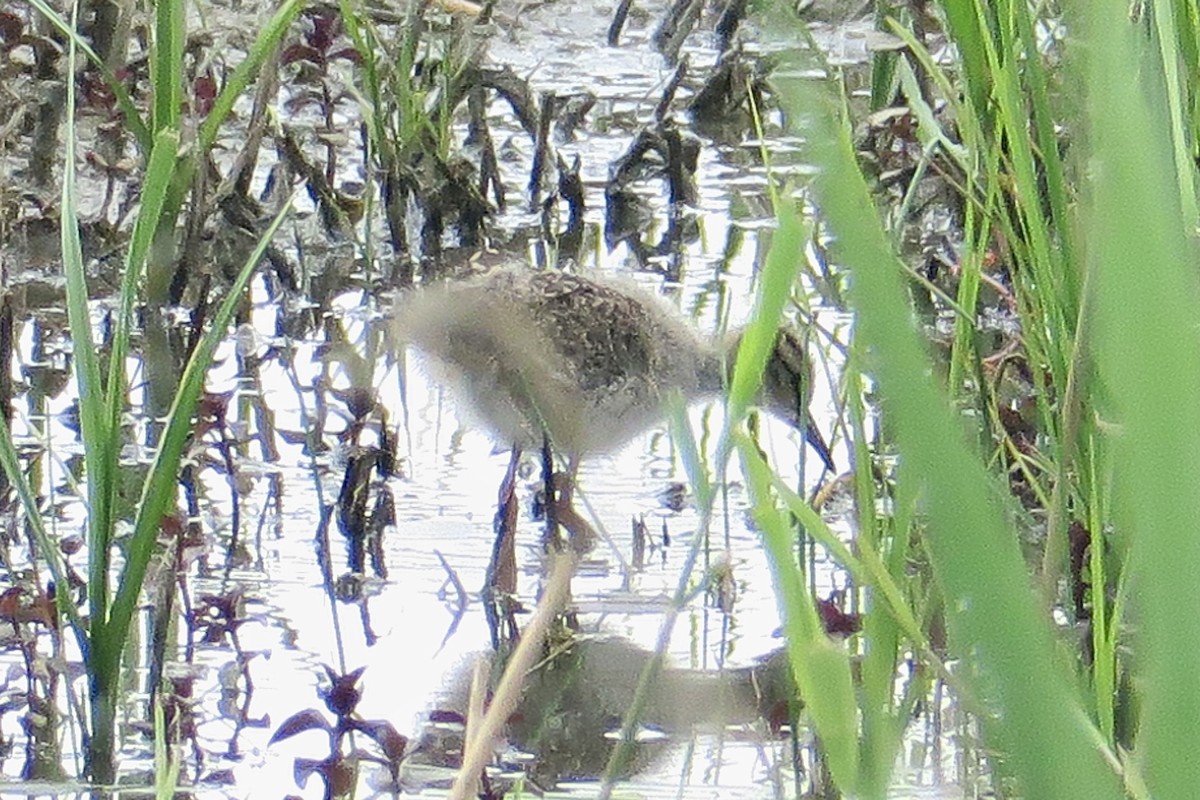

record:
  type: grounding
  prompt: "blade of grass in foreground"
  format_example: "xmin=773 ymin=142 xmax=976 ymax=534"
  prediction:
xmin=59 ymin=0 xmax=111 ymax=668
xmin=195 ymin=0 xmax=304 ymax=155
xmin=98 ymin=195 xmax=295 ymax=680
xmin=1083 ymin=4 xmax=1200 ymax=796
xmin=739 ymin=430 xmax=860 ymax=793
xmin=770 ymin=66 xmax=1126 ymax=800
xmin=54 ymin=2 xmax=296 ymax=772
xmin=149 ymin=0 xmax=184 ymax=134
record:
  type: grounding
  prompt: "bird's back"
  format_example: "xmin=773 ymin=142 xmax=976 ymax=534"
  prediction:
xmin=395 ymin=268 xmax=713 ymax=456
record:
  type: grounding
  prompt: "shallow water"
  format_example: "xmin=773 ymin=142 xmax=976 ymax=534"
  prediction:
xmin=235 ymin=280 xmax=856 ymax=797
xmin=0 ymin=0 xmax=978 ymax=796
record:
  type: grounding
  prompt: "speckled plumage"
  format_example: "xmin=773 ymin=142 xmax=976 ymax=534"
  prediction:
xmin=395 ymin=268 xmax=833 ymax=468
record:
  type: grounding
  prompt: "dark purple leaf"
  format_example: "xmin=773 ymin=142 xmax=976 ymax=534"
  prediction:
xmin=270 ymin=708 xmax=332 ymax=743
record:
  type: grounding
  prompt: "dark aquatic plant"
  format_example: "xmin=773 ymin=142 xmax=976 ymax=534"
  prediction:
xmin=23 ymin=0 xmax=302 ymax=164
xmin=271 ymin=665 xmax=409 ymax=797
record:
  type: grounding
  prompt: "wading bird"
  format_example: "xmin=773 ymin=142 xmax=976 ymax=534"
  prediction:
xmin=394 ymin=267 xmax=835 ymax=473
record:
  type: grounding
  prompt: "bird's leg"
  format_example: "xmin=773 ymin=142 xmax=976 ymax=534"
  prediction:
xmin=485 ymin=445 xmax=522 ymax=650
xmin=549 ymin=455 xmax=598 ymax=553
xmin=538 ymin=438 xmax=583 ymax=631
xmin=550 ymin=465 xmax=599 ymax=554
xmin=540 ymin=434 xmax=566 ymax=552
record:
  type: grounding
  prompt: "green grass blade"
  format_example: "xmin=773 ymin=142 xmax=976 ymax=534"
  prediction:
xmin=938 ymin=0 xmax=992 ymax=131
xmin=772 ymin=66 xmax=1126 ymax=800
xmin=95 ymin=195 xmax=294 ymax=671
xmin=1013 ymin=6 xmax=1076 ymax=275
xmin=760 ymin=462 xmax=939 ymax=669
xmin=842 ymin=345 xmax=909 ymax=793
xmin=739 ymin=430 xmax=860 ymax=793
xmin=150 ymin=0 xmax=184 ymax=133
xmin=0 ymin=425 xmax=85 ymax=639
xmin=60 ymin=0 xmax=114 ymax=647
xmin=153 ymin=695 xmax=181 ymax=798
xmin=339 ymin=0 xmax=387 ymax=152
xmin=1150 ymin=0 xmax=1200 ymax=230
xmin=726 ymin=204 xmax=804 ymax=428
xmin=106 ymin=130 xmax=179 ymax=458
xmin=196 ymin=0 xmax=304 ymax=155
xmin=96 ymin=130 xmax=179 ymax=600
xmin=1083 ymin=4 xmax=1200 ymax=794
xmin=666 ymin=395 xmax=713 ymax=510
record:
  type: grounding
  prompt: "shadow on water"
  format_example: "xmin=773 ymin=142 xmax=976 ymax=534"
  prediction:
xmin=408 ymin=636 xmax=801 ymax=791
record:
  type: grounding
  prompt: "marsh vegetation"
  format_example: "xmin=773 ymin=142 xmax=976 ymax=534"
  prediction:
xmin=0 ymin=0 xmax=1193 ymax=798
